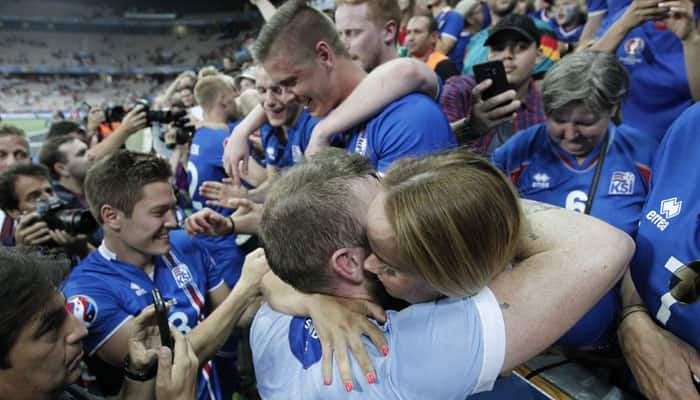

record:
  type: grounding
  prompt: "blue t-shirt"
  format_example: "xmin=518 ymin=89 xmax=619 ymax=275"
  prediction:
xmin=251 ymin=288 xmax=505 ymax=399
xmin=587 ymin=0 xmax=608 ymax=16
xmin=553 ymin=24 xmax=584 ymax=43
xmin=630 ymin=103 xmax=700 ymax=351
xmin=528 ymin=9 xmax=553 ymax=25
xmin=436 ymin=7 xmax=466 ymax=66
xmin=187 ymin=124 xmax=245 ymax=286
xmin=336 ymin=93 xmax=457 ymax=174
xmin=453 ymin=31 xmax=474 ymax=73
xmin=63 ymin=230 xmax=224 ymax=400
xmin=598 ymin=9 xmax=693 ymax=141
xmin=493 ymin=122 xmax=656 ymax=349
xmin=588 ymin=0 xmax=633 ymax=27
xmin=260 ymin=111 xmax=318 ymax=169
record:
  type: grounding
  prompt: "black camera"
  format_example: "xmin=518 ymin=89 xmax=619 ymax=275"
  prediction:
xmin=104 ymin=105 xmax=126 ymax=124
xmin=173 ymin=118 xmax=196 ymax=145
xmin=134 ymin=99 xmax=187 ymax=125
xmin=153 ymin=100 xmax=195 ymax=149
xmin=35 ymin=198 xmax=98 ymax=236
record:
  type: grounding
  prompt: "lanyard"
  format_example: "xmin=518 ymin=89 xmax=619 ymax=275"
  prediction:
xmin=583 ymin=130 xmax=611 ymax=215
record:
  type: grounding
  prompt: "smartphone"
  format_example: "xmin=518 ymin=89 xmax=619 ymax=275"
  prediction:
xmin=473 ymin=60 xmax=510 ymax=100
xmin=151 ymin=288 xmax=174 ymax=349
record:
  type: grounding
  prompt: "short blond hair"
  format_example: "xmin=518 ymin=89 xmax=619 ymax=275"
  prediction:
xmin=197 ymin=65 xmax=219 ymax=80
xmin=381 ymin=150 xmax=523 ymax=297
xmin=252 ymin=0 xmax=349 ymax=65
xmin=336 ymin=0 xmax=401 ymax=37
xmin=261 ymin=149 xmax=374 ymax=294
xmin=236 ymin=88 xmax=260 ymax=117
xmin=194 ymin=75 xmax=232 ymax=112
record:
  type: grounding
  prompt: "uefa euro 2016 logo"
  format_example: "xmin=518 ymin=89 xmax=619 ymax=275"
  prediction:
xmin=624 ymin=37 xmax=645 ymax=56
xmin=66 ymin=295 xmax=98 ymax=328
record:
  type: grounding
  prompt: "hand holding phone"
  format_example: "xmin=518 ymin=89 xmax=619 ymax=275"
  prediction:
xmin=152 ymin=289 xmax=174 ymax=350
xmin=473 ymin=60 xmax=510 ymax=100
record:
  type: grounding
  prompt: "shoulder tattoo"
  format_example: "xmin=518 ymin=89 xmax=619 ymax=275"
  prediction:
xmin=520 ymin=199 xmax=557 ymax=215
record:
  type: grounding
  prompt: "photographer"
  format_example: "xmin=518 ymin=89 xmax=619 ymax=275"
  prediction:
xmin=0 ymin=163 xmax=95 ymax=260
xmin=39 ymin=135 xmax=103 ymax=246
xmin=0 ymin=124 xmax=31 ymax=246
xmin=80 ymin=103 xmax=146 ymax=152
xmin=89 ymin=105 xmax=147 ymax=159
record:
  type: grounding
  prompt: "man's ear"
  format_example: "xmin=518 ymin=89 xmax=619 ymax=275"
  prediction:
xmin=430 ymin=31 xmax=440 ymax=46
xmin=315 ymin=41 xmax=335 ymax=67
xmin=100 ymin=204 xmax=121 ymax=231
xmin=383 ymin=20 xmax=398 ymax=45
xmin=7 ymin=208 xmax=21 ymax=219
xmin=53 ymin=161 xmax=68 ymax=178
xmin=216 ymin=93 xmax=228 ymax=109
xmin=329 ymin=247 xmax=367 ymax=284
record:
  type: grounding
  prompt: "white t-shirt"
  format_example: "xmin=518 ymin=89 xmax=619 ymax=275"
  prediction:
xmin=251 ymin=287 xmax=505 ymax=399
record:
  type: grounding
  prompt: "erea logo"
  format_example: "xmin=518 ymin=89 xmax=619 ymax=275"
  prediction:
xmin=645 ymin=197 xmax=683 ymax=232
xmin=66 ymin=295 xmax=98 ymax=328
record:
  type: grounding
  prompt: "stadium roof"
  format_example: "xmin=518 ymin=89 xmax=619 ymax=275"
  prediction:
xmin=0 ymin=0 xmax=254 ymax=15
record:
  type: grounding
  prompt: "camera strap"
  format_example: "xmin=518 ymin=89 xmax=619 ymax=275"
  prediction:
xmin=583 ymin=130 xmax=611 ymax=215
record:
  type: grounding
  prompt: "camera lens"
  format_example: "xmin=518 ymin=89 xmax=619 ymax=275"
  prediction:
xmin=55 ymin=209 xmax=98 ymax=235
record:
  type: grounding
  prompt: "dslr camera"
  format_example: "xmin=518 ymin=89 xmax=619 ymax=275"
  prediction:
xmin=35 ymin=198 xmax=98 ymax=236
xmin=134 ymin=99 xmax=188 ymax=125
xmin=104 ymin=105 xmax=126 ymax=124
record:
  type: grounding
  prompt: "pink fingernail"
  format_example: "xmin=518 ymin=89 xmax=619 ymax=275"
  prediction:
xmin=345 ymin=382 xmax=353 ymax=392
xmin=323 ymin=378 xmax=330 ymax=385
xmin=382 ymin=346 xmax=389 ymax=356
xmin=367 ymin=373 xmax=376 ymax=384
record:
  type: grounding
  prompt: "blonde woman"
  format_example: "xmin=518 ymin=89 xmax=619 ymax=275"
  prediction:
xmin=364 ymin=150 xmax=523 ymax=301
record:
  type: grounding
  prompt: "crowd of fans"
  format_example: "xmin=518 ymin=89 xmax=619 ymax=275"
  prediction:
xmin=1 ymin=0 xmax=700 ymax=399
xmin=0 ymin=30 xmax=248 ymax=70
xmin=0 ymin=75 xmax=167 ymax=112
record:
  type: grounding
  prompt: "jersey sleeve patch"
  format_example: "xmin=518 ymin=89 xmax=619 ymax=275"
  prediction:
xmin=66 ymin=294 xmax=99 ymax=328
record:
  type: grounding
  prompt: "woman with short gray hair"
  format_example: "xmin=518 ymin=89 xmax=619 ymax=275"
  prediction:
xmin=492 ymin=49 xmax=657 ymax=352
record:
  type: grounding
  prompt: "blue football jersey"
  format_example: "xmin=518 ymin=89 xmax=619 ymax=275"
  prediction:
xmin=338 ymin=93 xmax=457 ymax=174
xmin=436 ymin=7 xmax=466 ymax=66
xmin=63 ymin=230 xmax=224 ymax=400
xmin=260 ymin=111 xmax=318 ymax=169
xmin=598 ymin=10 xmax=692 ymax=141
xmin=631 ymin=103 xmax=700 ymax=350
xmin=553 ymin=24 xmax=584 ymax=43
xmin=187 ymin=124 xmax=246 ymax=286
xmin=493 ymin=122 xmax=657 ymax=349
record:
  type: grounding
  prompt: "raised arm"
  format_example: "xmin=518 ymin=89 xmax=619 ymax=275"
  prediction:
xmin=153 ymin=72 xmax=194 ymax=109
xmin=185 ymin=249 xmax=267 ymax=365
xmin=306 ymin=58 xmax=439 ymax=156
xmin=592 ymin=0 xmax=668 ymax=53
xmin=660 ymin=0 xmax=700 ymax=100
xmin=249 ymin=0 xmax=278 ymax=22
xmin=578 ymin=12 xmax=605 ymax=45
xmin=96 ymin=250 xmax=267 ymax=369
xmin=87 ymin=106 xmax=147 ymax=161
xmin=435 ymin=12 xmax=463 ymax=56
xmin=492 ymin=200 xmax=633 ymax=372
xmin=223 ymin=104 xmax=268 ymax=184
